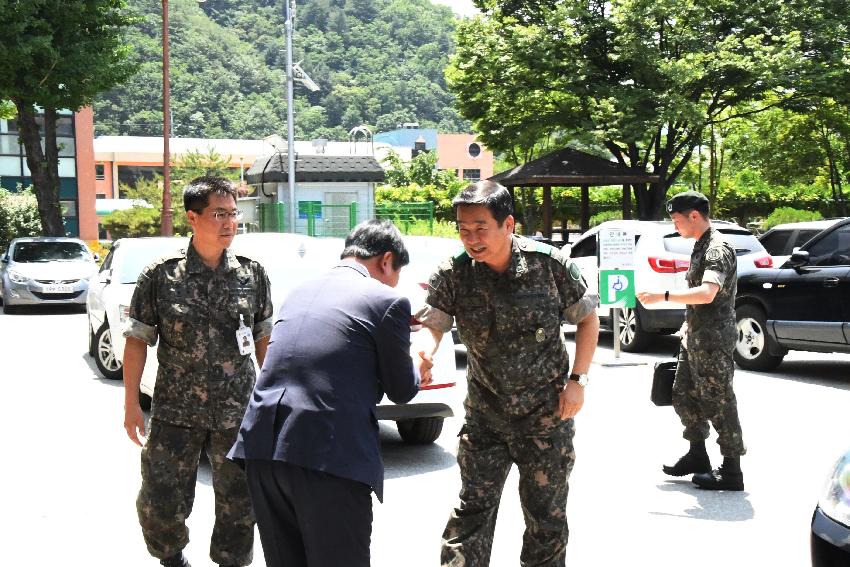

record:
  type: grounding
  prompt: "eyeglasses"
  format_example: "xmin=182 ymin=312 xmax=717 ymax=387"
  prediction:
xmin=193 ymin=209 xmax=244 ymax=222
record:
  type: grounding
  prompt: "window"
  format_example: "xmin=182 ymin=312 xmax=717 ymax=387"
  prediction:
xmin=96 ymin=193 xmax=107 ymax=200
xmin=462 ymin=168 xmax=481 ymax=181
xmin=759 ymin=230 xmax=793 ymax=256
xmin=57 ymin=137 xmax=76 ymax=157
xmin=95 ymin=164 xmax=105 ymax=180
xmin=791 ymin=229 xmax=822 ymax=250
xmin=60 ymin=200 xmax=77 ymax=217
xmin=13 ymin=241 xmax=88 ymax=262
xmin=570 ymin=234 xmax=597 ymax=258
xmin=0 ymin=134 xmax=19 ymax=155
xmin=808 ymin=225 xmax=850 ymax=266
xmin=468 ymin=142 xmax=481 ymax=158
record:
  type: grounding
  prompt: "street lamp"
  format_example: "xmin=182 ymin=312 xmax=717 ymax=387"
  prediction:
xmin=161 ymin=0 xmax=206 ymax=236
xmin=281 ymin=1 xmax=319 ymax=233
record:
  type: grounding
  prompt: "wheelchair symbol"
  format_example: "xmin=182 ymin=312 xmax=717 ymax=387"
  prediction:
xmin=612 ymin=276 xmax=624 ymax=291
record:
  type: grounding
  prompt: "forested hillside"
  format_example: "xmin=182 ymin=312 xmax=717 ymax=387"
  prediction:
xmin=94 ymin=0 xmax=468 ymax=140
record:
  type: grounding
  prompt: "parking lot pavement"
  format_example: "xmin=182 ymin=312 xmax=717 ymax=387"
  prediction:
xmin=3 ymin=310 xmax=850 ymax=566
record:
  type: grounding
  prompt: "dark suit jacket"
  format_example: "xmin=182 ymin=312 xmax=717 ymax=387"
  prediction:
xmin=229 ymin=262 xmax=419 ymax=501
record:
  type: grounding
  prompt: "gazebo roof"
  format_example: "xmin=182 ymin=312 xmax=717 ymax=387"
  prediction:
xmin=246 ymin=153 xmax=386 ymax=184
xmin=490 ymin=147 xmax=658 ymax=186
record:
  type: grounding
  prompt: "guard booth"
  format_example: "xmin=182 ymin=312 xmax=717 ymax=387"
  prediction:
xmin=240 ymin=152 xmax=385 ymax=236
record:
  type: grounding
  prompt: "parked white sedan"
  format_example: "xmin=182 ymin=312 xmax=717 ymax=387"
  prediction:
xmin=86 ymin=237 xmax=188 ymax=384
xmin=88 ymin=233 xmax=457 ymax=443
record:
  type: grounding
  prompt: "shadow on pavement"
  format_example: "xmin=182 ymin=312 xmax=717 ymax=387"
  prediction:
xmin=381 ymin=423 xmax=457 ymax=479
xmin=652 ymin=481 xmax=755 ymax=522
xmin=745 ymin=358 xmax=850 ymax=391
xmin=0 ymin=304 xmax=86 ymax=316
xmin=80 ymin=352 xmax=124 ymax=389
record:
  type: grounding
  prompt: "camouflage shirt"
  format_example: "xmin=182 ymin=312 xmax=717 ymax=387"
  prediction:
xmin=686 ymin=227 xmax=737 ymax=351
xmin=417 ymin=235 xmax=596 ymax=433
xmin=124 ymin=239 xmax=274 ymax=430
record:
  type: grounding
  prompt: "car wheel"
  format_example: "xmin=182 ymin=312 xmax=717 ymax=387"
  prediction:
xmin=735 ymin=305 xmax=784 ymax=371
xmin=94 ymin=323 xmax=124 ymax=380
xmin=617 ymin=307 xmax=653 ymax=352
xmin=139 ymin=392 xmax=152 ymax=412
xmin=396 ymin=417 xmax=444 ymax=444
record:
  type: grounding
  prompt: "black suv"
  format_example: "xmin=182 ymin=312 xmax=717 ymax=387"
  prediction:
xmin=735 ymin=218 xmax=850 ymax=370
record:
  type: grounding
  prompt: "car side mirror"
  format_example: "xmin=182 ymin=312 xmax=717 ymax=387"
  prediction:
xmin=787 ymin=249 xmax=810 ymax=268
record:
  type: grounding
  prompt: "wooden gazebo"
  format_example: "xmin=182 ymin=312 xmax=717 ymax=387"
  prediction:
xmin=489 ymin=147 xmax=659 ymax=239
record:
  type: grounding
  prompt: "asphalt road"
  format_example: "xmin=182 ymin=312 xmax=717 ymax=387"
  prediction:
xmin=2 ymin=306 xmax=849 ymax=566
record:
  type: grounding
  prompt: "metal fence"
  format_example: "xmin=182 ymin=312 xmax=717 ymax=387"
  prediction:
xmin=302 ymin=201 xmax=358 ymax=237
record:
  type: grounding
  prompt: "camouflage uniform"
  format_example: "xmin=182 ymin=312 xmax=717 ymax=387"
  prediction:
xmin=674 ymin=227 xmax=746 ymax=457
xmin=417 ymin=235 xmax=596 ymax=567
xmin=124 ymin=239 xmax=273 ymax=566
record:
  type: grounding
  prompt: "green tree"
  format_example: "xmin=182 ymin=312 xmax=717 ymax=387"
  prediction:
xmin=174 ymin=147 xmax=238 ymax=181
xmin=101 ymin=176 xmax=192 ymax=237
xmin=0 ymin=0 xmax=138 ymax=235
xmin=451 ymin=0 xmax=850 ymax=219
xmin=378 ymin=150 xmax=466 ymax=220
xmin=95 ymin=0 xmax=467 ymax=140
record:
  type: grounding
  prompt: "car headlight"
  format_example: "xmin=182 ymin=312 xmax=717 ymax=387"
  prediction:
xmin=7 ymin=270 xmax=29 ymax=284
xmin=819 ymin=451 xmax=850 ymax=526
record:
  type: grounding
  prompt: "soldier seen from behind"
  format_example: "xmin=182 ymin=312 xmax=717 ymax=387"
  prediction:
xmin=415 ymin=180 xmax=600 ymax=567
xmin=637 ymin=190 xmax=747 ymax=491
xmin=123 ymin=176 xmax=274 ymax=567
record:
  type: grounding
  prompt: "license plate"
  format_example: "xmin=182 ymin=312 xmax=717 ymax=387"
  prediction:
xmin=43 ymin=284 xmax=74 ymax=294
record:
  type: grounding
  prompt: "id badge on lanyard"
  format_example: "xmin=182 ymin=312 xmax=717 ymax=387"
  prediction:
xmin=236 ymin=314 xmax=255 ymax=355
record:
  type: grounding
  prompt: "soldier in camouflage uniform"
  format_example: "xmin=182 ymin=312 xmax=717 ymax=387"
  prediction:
xmin=415 ymin=181 xmax=600 ymax=567
xmin=123 ymin=177 xmax=274 ymax=567
xmin=637 ymin=190 xmax=746 ymax=491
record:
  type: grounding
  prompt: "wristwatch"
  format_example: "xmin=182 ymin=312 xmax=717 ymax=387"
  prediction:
xmin=569 ymin=373 xmax=589 ymax=387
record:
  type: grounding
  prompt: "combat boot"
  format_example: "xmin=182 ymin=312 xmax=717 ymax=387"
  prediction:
xmin=662 ymin=441 xmax=711 ymax=477
xmin=160 ymin=552 xmax=191 ymax=567
xmin=693 ymin=457 xmax=744 ymax=491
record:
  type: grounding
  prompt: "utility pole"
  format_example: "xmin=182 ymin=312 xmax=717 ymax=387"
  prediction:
xmin=161 ymin=0 xmax=173 ymax=236
xmin=283 ymin=0 xmax=296 ymax=233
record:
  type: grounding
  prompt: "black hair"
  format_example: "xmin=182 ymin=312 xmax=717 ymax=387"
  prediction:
xmin=183 ymin=176 xmax=238 ymax=212
xmin=452 ymin=180 xmax=513 ymax=225
xmin=341 ymin=219 xmax=410 ymax=270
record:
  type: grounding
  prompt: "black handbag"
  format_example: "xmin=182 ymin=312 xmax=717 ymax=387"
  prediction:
xmin=651 ymin=360 xmax=677 ymax=406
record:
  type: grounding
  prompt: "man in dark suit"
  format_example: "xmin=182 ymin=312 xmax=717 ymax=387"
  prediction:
xmin=228 ymin=219 xmax=429 ymax=567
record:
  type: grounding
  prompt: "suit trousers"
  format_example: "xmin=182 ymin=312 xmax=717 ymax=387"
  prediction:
xmin=244 ymin=459 xmax=372 ymax=567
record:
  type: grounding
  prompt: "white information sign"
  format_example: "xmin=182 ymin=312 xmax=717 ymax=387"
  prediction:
xmin=598 ymin=228 xmax=635 ymax=269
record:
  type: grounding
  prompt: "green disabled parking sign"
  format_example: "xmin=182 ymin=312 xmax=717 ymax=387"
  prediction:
xmin=599 ymin=270 xmax=635 ymax=308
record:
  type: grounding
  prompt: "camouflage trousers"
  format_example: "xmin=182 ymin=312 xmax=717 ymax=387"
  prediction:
xmin=441 ymin=418 xmax=576 ymax=567
xmin=137 ymin=419 xmax=254 ymax=565
xmin=673 ymin=347 xmax=746 ymax=457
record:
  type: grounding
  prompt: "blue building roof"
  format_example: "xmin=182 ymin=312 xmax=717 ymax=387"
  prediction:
xmin=374 ymin=128 xmax=438 ymax=149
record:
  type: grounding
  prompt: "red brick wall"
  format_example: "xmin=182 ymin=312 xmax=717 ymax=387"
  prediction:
xmin=75 ymin=107 xmax=97 ymax=240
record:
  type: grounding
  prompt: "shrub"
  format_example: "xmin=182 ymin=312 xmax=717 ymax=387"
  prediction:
xmin=763 ymin=207 xmax=823 ymax=231
xmin=0 ymin=186 xmax=41 ymax=251
xmin=589 ymin=210 xmax=623 ymax=227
